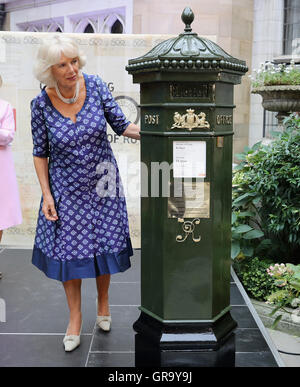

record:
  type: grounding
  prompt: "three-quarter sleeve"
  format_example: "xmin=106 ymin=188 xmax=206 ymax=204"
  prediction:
xmin=0 ymin=102 xmax=15 ymax=146
xmin=96 ymin=76 xmax=131 ymax=136
xmin=31 ymin=98 xmax=49 ymax=158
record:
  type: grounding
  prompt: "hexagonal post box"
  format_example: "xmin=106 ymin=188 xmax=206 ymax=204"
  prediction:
xmin=126 ymin=8 xmax=248 ymax=367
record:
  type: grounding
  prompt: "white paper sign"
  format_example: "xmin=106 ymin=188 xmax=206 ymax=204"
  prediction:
xmin=173 ymin=141 xmax=206 ymax=178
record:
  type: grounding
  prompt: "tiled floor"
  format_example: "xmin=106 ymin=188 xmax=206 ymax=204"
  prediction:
xmin=0 ymin=248 xmax=282 ymax=367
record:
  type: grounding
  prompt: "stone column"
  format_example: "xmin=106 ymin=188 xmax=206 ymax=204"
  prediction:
xmin=249 ymin=0 xmax=284 ymax=145
xmin=63 ymin=16 xmax=73 ymax=33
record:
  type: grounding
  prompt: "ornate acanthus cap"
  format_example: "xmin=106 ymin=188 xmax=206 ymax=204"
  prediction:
xmin=126 ymin=7 xmax=248 ymax=75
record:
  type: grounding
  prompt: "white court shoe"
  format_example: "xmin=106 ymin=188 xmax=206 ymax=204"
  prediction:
xmin=96 ymin=315 xmax=112 ymax=332
xmin=63 ymin=322 xmax=82 ymax=352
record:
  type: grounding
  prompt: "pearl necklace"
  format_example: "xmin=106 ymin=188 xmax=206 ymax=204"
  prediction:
xmin=55 ymin=81 xmax=80 ymax=104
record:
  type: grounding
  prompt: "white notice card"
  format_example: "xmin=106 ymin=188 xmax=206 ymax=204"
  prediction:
xmin=173 ymin=141 xmax=206 ymax=178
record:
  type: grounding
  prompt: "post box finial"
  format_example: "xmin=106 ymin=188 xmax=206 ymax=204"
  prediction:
xmin=181 ymin=7 xmax=194 ymax=33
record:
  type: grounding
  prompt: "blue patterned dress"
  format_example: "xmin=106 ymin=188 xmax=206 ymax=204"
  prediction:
xmin=31 ymin=73 xmax=133 ymax=282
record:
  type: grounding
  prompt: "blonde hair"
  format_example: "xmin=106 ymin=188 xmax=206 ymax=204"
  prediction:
xmin=33 ymin=35 xmax=87 ymax=87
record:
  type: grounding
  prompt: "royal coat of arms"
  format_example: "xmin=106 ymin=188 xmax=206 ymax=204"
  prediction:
xmin=171 ymin=109 xmax=210 ymax=131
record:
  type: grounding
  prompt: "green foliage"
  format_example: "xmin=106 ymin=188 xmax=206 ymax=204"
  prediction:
xmin=233 ymin=257 xmax=277 ymax=301
xmin=231 ymin=113 xmax=300 ymax=263
xmin=234 ymin=258 xmax=300 ymax=329
xmin=231 ymin=210 xmax=264 ymax=259
xmin=267 ymin=289 xmax=291 ymax=304
xmin=265 ymin=263 xmax=300 ymax=328
xmin=250 ymin=61 xmax=300 ymax=87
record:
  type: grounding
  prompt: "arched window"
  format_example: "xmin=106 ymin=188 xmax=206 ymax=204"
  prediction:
xmin=18 ymin=20 xmax=63 ymax=32
xmin=111 ymin=19 xmax=123 ymax=34
xmin=84 ymin=23 xmax=95 ymax=33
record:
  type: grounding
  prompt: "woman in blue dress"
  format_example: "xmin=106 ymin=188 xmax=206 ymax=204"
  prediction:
xmin=31 ymin=35 xmax=140 ymax=351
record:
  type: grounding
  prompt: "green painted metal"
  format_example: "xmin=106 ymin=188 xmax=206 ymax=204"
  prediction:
xmin=126 ymin=8 xmax=248 ymax=323
xmin=126 ymin=8 xmax=247 ymax=76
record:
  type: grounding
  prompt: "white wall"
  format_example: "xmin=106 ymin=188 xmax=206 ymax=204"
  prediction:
xmin=0 ymin=30 xmax=165 ymax=248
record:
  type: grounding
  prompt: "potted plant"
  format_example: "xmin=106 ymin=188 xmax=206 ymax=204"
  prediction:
xmin=250 ymin=60 xmax=300 ymax=125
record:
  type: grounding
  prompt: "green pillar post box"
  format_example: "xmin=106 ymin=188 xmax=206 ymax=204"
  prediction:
xmin=126 ymin=8 xmax=248 ymax=367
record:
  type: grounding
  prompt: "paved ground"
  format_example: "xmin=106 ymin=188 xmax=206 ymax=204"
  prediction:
xmin=0 ymin=247 xmax=284 ymax=367
xmin=267 ymin=329 xmax=300 ymax=367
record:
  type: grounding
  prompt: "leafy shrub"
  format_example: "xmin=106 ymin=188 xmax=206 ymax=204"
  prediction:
xmin=232 ymin=113 xmax=300 ymax=263
xmin=233 ymin=257 xmax=277 ymax=301
xmin=231 ymin=210 xmax=264 ymax=259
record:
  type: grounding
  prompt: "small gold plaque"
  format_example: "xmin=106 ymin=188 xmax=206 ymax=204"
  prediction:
xmin=168 ymin=180 xmax=210 ymax=219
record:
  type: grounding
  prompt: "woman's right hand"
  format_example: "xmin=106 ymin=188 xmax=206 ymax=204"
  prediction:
xmin=42 ymin=194 xmax=59 ymax=221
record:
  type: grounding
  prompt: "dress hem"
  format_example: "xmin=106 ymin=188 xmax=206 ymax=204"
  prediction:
xmin=32 ymin=237 xmax=133 ymax=282
xmin=0 ymin=219 xmax=22 ymax=231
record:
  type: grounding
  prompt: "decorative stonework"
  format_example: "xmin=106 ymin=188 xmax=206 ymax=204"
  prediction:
xmin=72 ymin=13 xmax=125 ymax=33
xmin=8 ymin=1 xmax=128 ymax=34
xmin=252 ymin=85 xmax=300 ymax=124
xmin=17 ymin=13 xmax=125 ymax=34
xmin=18 ymin=21 xmax=63 ymax=33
